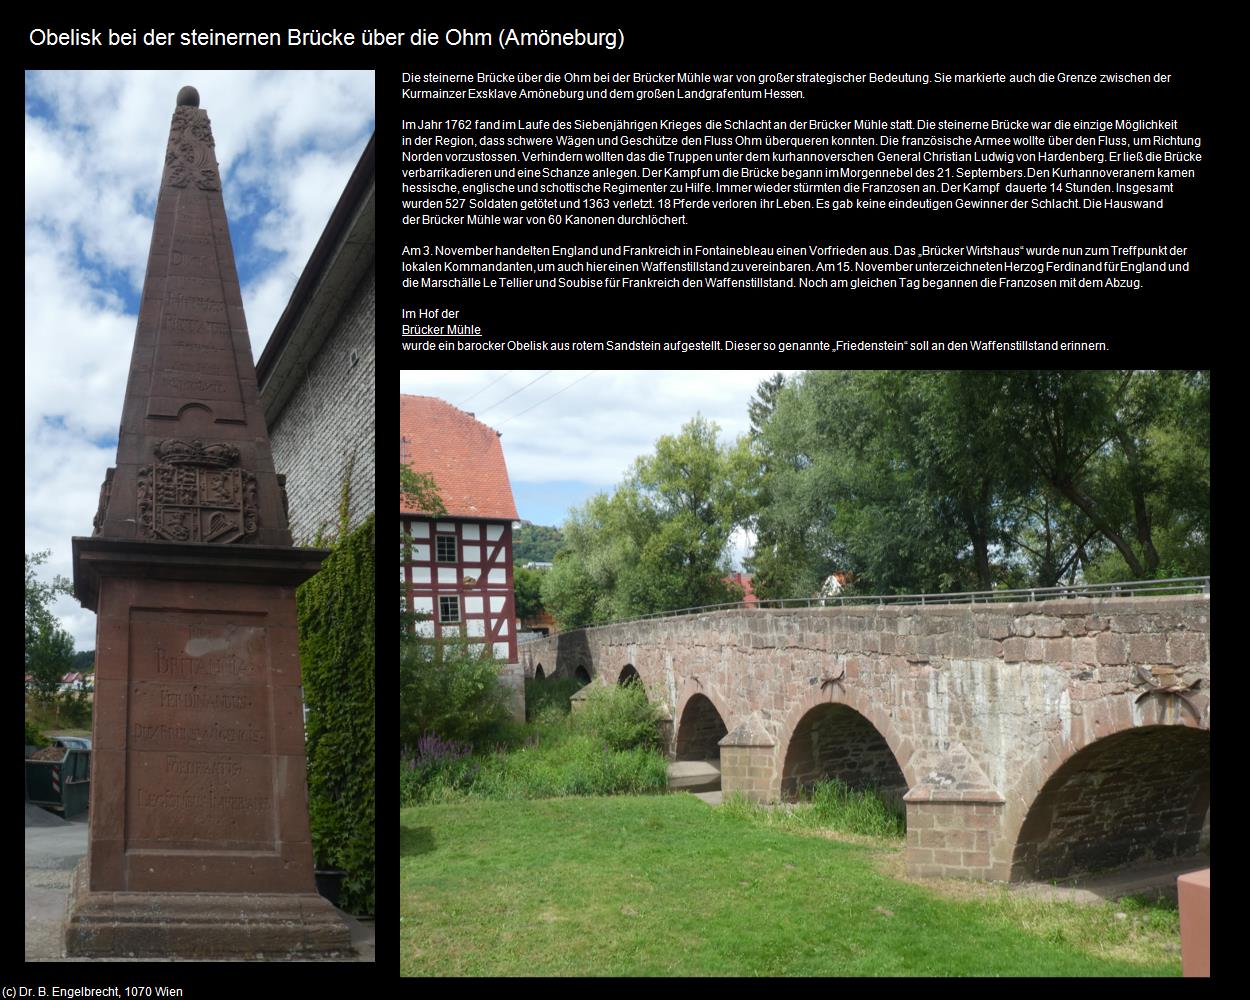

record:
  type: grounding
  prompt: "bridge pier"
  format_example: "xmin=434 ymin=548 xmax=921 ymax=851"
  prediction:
xmin=718 ymin=713 xmax=779 ymax=803
xmin=904 ymin=798 xmax=1006 ymax=880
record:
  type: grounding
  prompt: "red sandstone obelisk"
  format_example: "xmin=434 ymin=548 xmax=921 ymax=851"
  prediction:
xmin=66 ymin=87 xmax=351 ymax=957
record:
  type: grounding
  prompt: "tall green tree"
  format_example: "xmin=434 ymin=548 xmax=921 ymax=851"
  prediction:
xmin=28 ymin=620 xmax=75 ymax=701
xmin=750 ymin=371 xmax=977 ymax=597
xmin=25 ymin=551 xmax=72 ymax=648
xmin=1000 ymin=370 xmax=1209 ymax=581
xmin=25 ymin=551 xmax=75 ymax=698
xmin=749 ymin=370 xmax=1209 ymax=597
xmin=875 ymin=371 xmax=1028 ymax=590
xmin=513 ymin=564 xmax=546 ymax=621
xmin=542 ymin=417 xmax=753 ymax=629
xmin=748 ymin=372 xmax=789 ymax=440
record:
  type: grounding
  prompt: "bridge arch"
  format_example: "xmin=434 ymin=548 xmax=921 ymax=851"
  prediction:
xmin=574 ymin=665 xmax=592 ymax=685
xmin=673 ymin=681 xmax=733 ymax=762
xmin=533 ymin=664 xmax=545 ymax=681
xmin=1005 ymin=695 xmax=1210 ymax=881
xmin=777 ymin=687 xmax=914 ymax=804
xmin=618 ymin=664 xmax=641 ymax=686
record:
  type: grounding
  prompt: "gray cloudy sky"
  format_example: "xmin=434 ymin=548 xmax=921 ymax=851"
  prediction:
xmin=399 ymin=368 xmax=798 ymax=547
xmin=25 ymin=70 xmax=374 ymax=651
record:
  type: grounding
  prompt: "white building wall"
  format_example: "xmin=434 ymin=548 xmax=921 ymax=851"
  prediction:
xmin=267 ymin=270 xmax=376 ymax=543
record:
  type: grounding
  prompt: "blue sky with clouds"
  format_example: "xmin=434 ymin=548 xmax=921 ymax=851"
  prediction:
xmin=399 ymin=369 xmax=798 ymax=560
xmin=25 ymin=70 xmax=374 ymax=650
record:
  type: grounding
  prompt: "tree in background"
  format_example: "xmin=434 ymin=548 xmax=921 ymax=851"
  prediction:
xmin=25 ymin=551 xmax=71 ymax=648
xmin=1000 ymin=370 xmax=1209 ymax=583
xmin=25 ymin=551 xmax=76 ymax=700
xmin=28 ymin=621 xmax=76 ymax=702
xmin=513 ymin=564 xmax=547 ymax=622
xmin=748 ymin=370 xmax=1209 ymax=598
xmin=513 ymin=523 xmax=564 ymax=564
xmin=401 ymin=465 xmax=445 ymax=516
xmin=542 ymin=416 xmax=753 ymax=629
xmin=748 ymin=371 xmax=974 ymax=597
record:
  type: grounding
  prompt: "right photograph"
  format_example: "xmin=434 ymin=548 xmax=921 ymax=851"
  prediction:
xmin=399 ymin=369 xmax=1210 ymax=977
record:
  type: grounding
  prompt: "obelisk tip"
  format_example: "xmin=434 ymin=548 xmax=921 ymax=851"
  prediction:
xmin=176 ymin=86 xmax=200 ymax=108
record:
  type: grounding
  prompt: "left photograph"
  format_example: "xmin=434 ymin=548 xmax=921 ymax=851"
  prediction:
xmin=24 ymin=69 xmax=376 ymax=960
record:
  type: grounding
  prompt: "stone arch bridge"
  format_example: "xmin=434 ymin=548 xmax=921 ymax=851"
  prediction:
xmin=519 ymin=593 xmax=1210 ymax=882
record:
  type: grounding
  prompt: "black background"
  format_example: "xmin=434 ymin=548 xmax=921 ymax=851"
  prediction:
xmin=19 ymin=12 xmax=1215 ymax=984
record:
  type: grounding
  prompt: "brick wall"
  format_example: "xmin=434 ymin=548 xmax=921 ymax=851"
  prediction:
xmin=719 ymin=747 xmax=776 ymax=803
xmin=906 ymin=801 xmax=1001 ymax=879
xmin=267 ymin=270 xmax=376 ymax=543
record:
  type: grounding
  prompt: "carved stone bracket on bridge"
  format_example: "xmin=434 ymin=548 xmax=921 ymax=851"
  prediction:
xmin=819 ymin=663 xmax=847 ymax=694
xmin=1134 ymin=664 xmax=1205 ymax=722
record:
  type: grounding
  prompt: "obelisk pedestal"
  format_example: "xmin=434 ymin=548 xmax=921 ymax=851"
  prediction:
xmin=65 ymin=87 xmax=351 ymax=957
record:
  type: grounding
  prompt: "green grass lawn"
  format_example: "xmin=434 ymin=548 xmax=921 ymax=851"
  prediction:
xmin=401 ymin=794 xmax=1181 ymax=977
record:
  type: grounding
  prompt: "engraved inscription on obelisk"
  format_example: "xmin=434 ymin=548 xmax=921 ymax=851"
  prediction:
xmin=125 ymin=611 xmax=278 ymax=852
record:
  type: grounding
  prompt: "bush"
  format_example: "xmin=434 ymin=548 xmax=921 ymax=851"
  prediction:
xmin=524 ymin=676 xmax=582 ymax=724
xmin=573 ymin=683 xmax=662 ymax=752
xmin=299 ymin=513 xmax=375 ymax=916
xmin=25 ymin=718 xmax=47 ymax=749
xmin=401 ymin=630 xmax=511 ymax=751
xmin=458 ymin=736 xmax=668 ymax=800
xmin=57 ymin=690 xmax=92 ymax=729
xmin=400 ymin=691 xmax=671 ymax=805
xmin=401 ymin=733 xmax=480 ymax=807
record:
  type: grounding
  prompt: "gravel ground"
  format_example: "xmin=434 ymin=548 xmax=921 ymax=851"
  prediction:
xmin=25 ymin=809 xmax=375 ymax=962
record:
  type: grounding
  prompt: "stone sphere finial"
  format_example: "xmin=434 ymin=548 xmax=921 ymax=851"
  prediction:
xmin=176 ymin=86 xmax=200 ymax=108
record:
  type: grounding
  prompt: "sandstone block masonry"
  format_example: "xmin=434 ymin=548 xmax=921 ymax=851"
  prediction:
xmin=521 ymin=595 xmax=1210 ymax=882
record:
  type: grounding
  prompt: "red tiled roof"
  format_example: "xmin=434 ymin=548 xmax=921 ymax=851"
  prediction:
xmin=726 ymin=572 xmax=759 ymax=606
xmin=400 ymin=395 xmax=519 ymax=520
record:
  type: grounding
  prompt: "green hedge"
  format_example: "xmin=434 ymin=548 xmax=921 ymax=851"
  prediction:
xmin=298 ymin=513 xmax=375 ymax=916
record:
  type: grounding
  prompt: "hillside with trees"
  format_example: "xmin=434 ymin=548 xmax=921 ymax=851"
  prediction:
xmin=513 ymin=523 xmax=563 ymax=565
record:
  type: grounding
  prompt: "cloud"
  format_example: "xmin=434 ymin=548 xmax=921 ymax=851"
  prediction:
xmin=400 ymin=369 xmax=797 ymax=571
xmin=400 ymin=367 xmax=796 ymax=489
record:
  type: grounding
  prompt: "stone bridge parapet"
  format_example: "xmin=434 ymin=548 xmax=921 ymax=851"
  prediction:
xmin=520 ymin=595 xmax=1210 ymax=881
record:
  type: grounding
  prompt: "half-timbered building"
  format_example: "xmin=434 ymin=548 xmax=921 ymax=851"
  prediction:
xmin=400 ymin=395 xmax=522 ymax=714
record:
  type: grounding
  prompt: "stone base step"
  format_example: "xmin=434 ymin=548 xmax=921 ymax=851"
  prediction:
xmin=667 ymin=760 xmax=721 ymax=793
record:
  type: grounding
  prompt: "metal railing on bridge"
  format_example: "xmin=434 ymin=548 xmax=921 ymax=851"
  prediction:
xmin=517 ymin=576 xmax=1210 ymax=643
